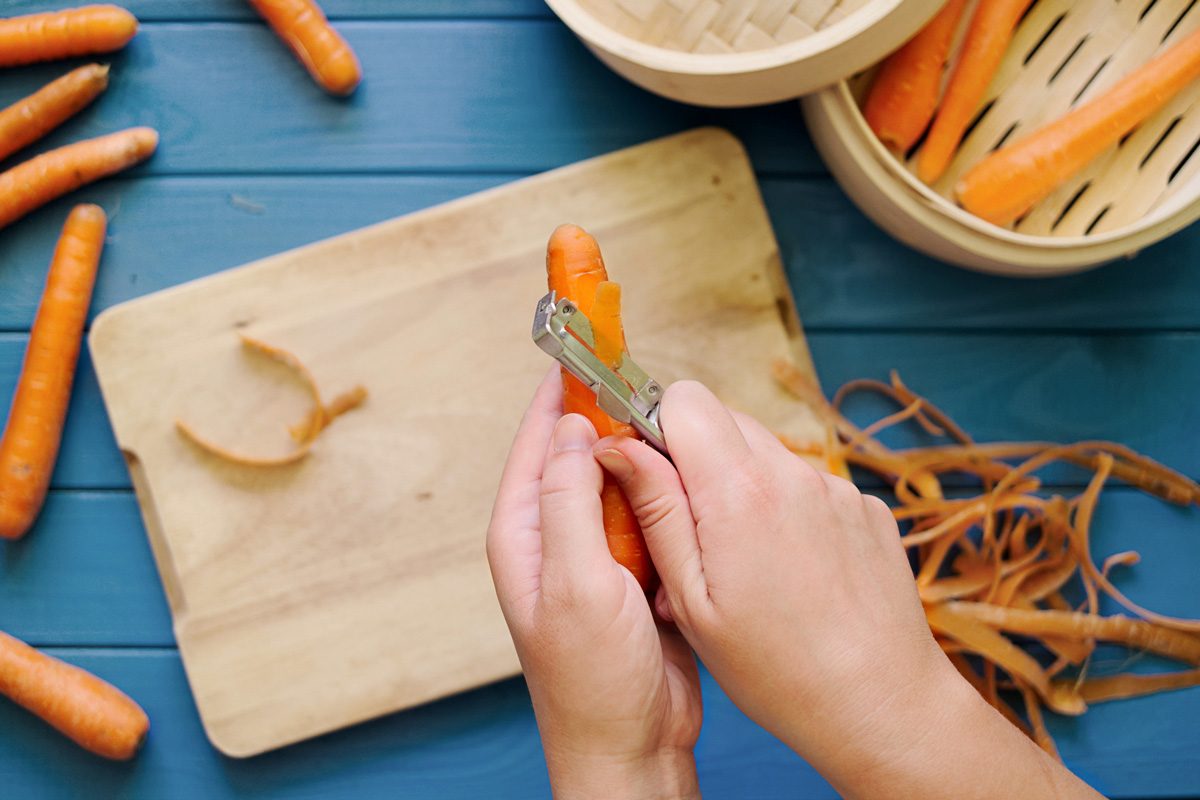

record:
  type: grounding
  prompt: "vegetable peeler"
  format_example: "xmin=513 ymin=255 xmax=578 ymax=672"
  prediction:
xmin=532 ymin=291 xmax=667 ymax=454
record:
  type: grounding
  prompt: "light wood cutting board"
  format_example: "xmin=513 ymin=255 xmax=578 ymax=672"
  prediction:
xmin=89 ymin=128 xmax=827 ymax=757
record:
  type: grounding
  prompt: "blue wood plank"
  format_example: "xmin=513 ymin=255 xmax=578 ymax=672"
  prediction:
xmin=0 ymin=492 xmax=171 ymax=647
xmin=761 ymin=179 xmax=1200 ymax=331
xmin=0 ymin=654 xmax=832 ymax=799
xmin=4 ymin=1 xmax=553 ymax=21
xmin=3 ymin=177 xmax=1200 ymax=333
xmin=0 ymin=22 xmax=816 ymax=178
xmin=2 ymin=331 xmax=1196 ymax=490
xmin=0 ymin=640 xmax=1194 ymax=798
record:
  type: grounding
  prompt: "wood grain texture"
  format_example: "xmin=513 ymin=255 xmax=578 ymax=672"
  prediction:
xmin=1 ymin=1 xmax=554 ymax=21
xmin=5 ymin=331 xmax=1196 ymax=492
xmin=0 ymin=22 xmax=817 ymax=178
xmin=3 ymin=177 xmax=1198 ymax=333
xmin=87 ymin=129 xmax=824 ymax=756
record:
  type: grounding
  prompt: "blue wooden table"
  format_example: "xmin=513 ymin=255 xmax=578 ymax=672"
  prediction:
xmin=1 ymin=2 xmax=1198 ymax=797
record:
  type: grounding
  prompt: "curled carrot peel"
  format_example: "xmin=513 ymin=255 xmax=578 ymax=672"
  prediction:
xmin=0 ymin=64 xmax=110 ymax=164
xmin=863 ymin=0 xmax=968 ymax=154
xmin=0 ymin=204 xmax=106 ymax=540
xmin=176 ymin=335 xmax=366 ymax=467
xmin=249 ymin=0 xmax=362 ymax=96
xmin=0 ymin=629 xmax=148 ymax=760
xmin=0 ymin=5 xmax=138 ymax=68
xmin=546 ymin=224 xmax=655 ymax=591
xmin=0 ymin=127 xmax=158 ymax=232
xmin=773 ymin=360 xmax=1200 ymax=755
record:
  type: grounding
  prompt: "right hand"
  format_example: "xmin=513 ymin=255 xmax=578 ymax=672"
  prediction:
xmin=591 ymin=381 xmax=962 ymax=788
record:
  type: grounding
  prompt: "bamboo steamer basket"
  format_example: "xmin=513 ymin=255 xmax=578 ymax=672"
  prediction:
xmin=544 ymin=0 xmax=946 ymax=107
xmin=802 ymin=0 xmax=1200 ymax=276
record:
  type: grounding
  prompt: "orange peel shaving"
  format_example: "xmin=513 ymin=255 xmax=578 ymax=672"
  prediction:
xmin=176 ymin=334 xmax=367 ymax=467
xmin=773 ymin=360 xmax=1200 ymax=756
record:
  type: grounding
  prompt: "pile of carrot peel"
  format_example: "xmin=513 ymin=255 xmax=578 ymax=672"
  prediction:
xmin=774 ymin=361 xmax=1200 ymax=756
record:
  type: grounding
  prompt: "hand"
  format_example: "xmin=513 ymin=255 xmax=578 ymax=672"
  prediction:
xmin=486 ymin=369 xmax=702 ymax=800
xmin=592 ymin=381 xmax=1101 ymax=800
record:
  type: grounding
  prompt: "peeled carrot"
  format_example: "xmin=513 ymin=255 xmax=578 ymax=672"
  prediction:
xmin=0 ymin=64 xmax=110 ymax=164
xmin=248 ymin=0 xmax=362 ymax=96
xmin=0 ymin=205 xmax=106 ymax=540
xmin=958 ymin=26 xmax=1200 ymax=226
xmin=0 ymin=126 xmax=156 ymax=231
xmin=917 ymin=0 xmax=1033 ymax=183
xmin=0 ymin=629 xmax=148 ymax=759
xmin=863 ymin=0 xmax=968 ymax=154
xmin=546 ymin=224 xmax=655 ymax=591
xmin=0 ymin=5 xmax=138 ymax=68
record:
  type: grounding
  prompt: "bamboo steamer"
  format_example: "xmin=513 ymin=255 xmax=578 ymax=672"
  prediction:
xmin=802 ymin=0 xmax=1200 ymax=276
xmin=545 ymin=0 xmax=946 ymax=106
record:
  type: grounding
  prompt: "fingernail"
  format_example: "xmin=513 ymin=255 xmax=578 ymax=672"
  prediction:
xmin=593 ymin=447 xmax=633 ymax=481
xmin=552 ymin=414 xmax=594 ymax=452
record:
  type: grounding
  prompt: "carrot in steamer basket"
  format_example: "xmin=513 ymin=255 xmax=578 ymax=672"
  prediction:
xmin=546 ymin=224 xmax=655 ymax=590
xmin=0 ymin=5 xmax=138 ymax=68
xmin=0 ymin=629 xmax=148 ymax=759
xmin=0 ymin=127 xmax=157 ymax=231
xmin=0 ymin=205 xmax=106 ymax=540
xmin=958 ymin=26 xmax=1200 ymax=226
xmin=0 ymin=64 xmax=110 ymax=164
xmin=863 ymin=0 xmax=968 ymax=154
xmin=249 ymin=0 xmax=362 ymax=96
xmin=917 ymin=0 xmax=1034 ymax=183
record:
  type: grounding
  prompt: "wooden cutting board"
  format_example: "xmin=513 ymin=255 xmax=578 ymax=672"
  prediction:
xmin=89 ymin=128 xmax=827 ymax=757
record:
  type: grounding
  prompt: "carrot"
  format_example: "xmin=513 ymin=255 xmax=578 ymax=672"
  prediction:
xmin=0 ymin=629 xmax=148 ymax=759
xmin=0 ymin=5 xmax=138 ymax=68
xmin=0 ymin=126 xmax=157 ymax=231
xmin=0 ymin=205 xmax=106 ymax=541
xmin=863 ymin=0 xmax=968 ymax=154
xmin=1058 ymin=669 xmax=1200 ymax=704
xmin=958 ymin=26 xmax=1200 ymax=226
xmin=0 ymin=64 xmax=110 ymax=164
xmin=917 ymin=0 xmax=1033 ymax=183
xmin=546 ymin=224 xmax=655 ymax=591
xmin=248 ymin=0 xmax=362 ymax=96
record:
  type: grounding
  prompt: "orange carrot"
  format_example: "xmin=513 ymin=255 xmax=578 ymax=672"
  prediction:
xmin=863 ymin=0 xmax=968 ymax=154
xmin=0 ymin=205 xmax=106 ymax=540
xmin=958 ymin=26 xmax=1200 ymax=225
xmin=917 ymin=0 xmax=1033 ymax=183
xmin=0 ymin=5 xmax=138 ymax=68
xmin=0 ymin=126 xmax=157 ymax=231
xmin=546 ymin=224 xmax=655 ymax=590
xmin=0 ymin=629 xmax=148 ymax=759
xmin=248 ymin=0 xmax=362 ymax=96
xmin=0 ymin=64 xmax=110 ymax=164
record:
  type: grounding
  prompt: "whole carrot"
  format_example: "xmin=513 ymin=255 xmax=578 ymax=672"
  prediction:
xmin=0 ymin=126 xmax=156 ymax=231
xmin=546 ymin=225 xmax=655 ymax=591
xmin=958 ymin=26 xmax=1200 ymax=226
xmin=0 ymin=5 xmax=138 ymax=68
xmin=0 ymin=629 xmax=148 ymax=759
xmin=863 ymin=0 xmax=968 ymax=154
xmin=0 ymin=64 xmax=110 ymax=164
xmin=0 ymin=205 xmax=106 ymax=541
xmin=248 ymin=0 xmax=362 ymax=96
xmin=917 ymin=0 xmax=1033 ymax=183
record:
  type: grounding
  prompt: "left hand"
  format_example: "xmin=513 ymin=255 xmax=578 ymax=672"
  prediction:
xmin=487 ymin=369 xmax=702 ymax=800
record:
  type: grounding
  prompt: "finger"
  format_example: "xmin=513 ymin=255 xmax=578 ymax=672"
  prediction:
xmin=538 ymin=414 xmax=612 ymax=589
xmin=486 ymin=368 xmax=562 ymax=606
xmin=730 ymin=409 xmax=793 ymax=459
xmin=658 ymin=380 xmax=757 ymax=505
xmin=593 ymin=436 xmax=708 ymax=620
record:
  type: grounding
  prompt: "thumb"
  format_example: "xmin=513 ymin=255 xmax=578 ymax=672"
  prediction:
xmin=593 ymin=436 xmax=708 ymax=622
